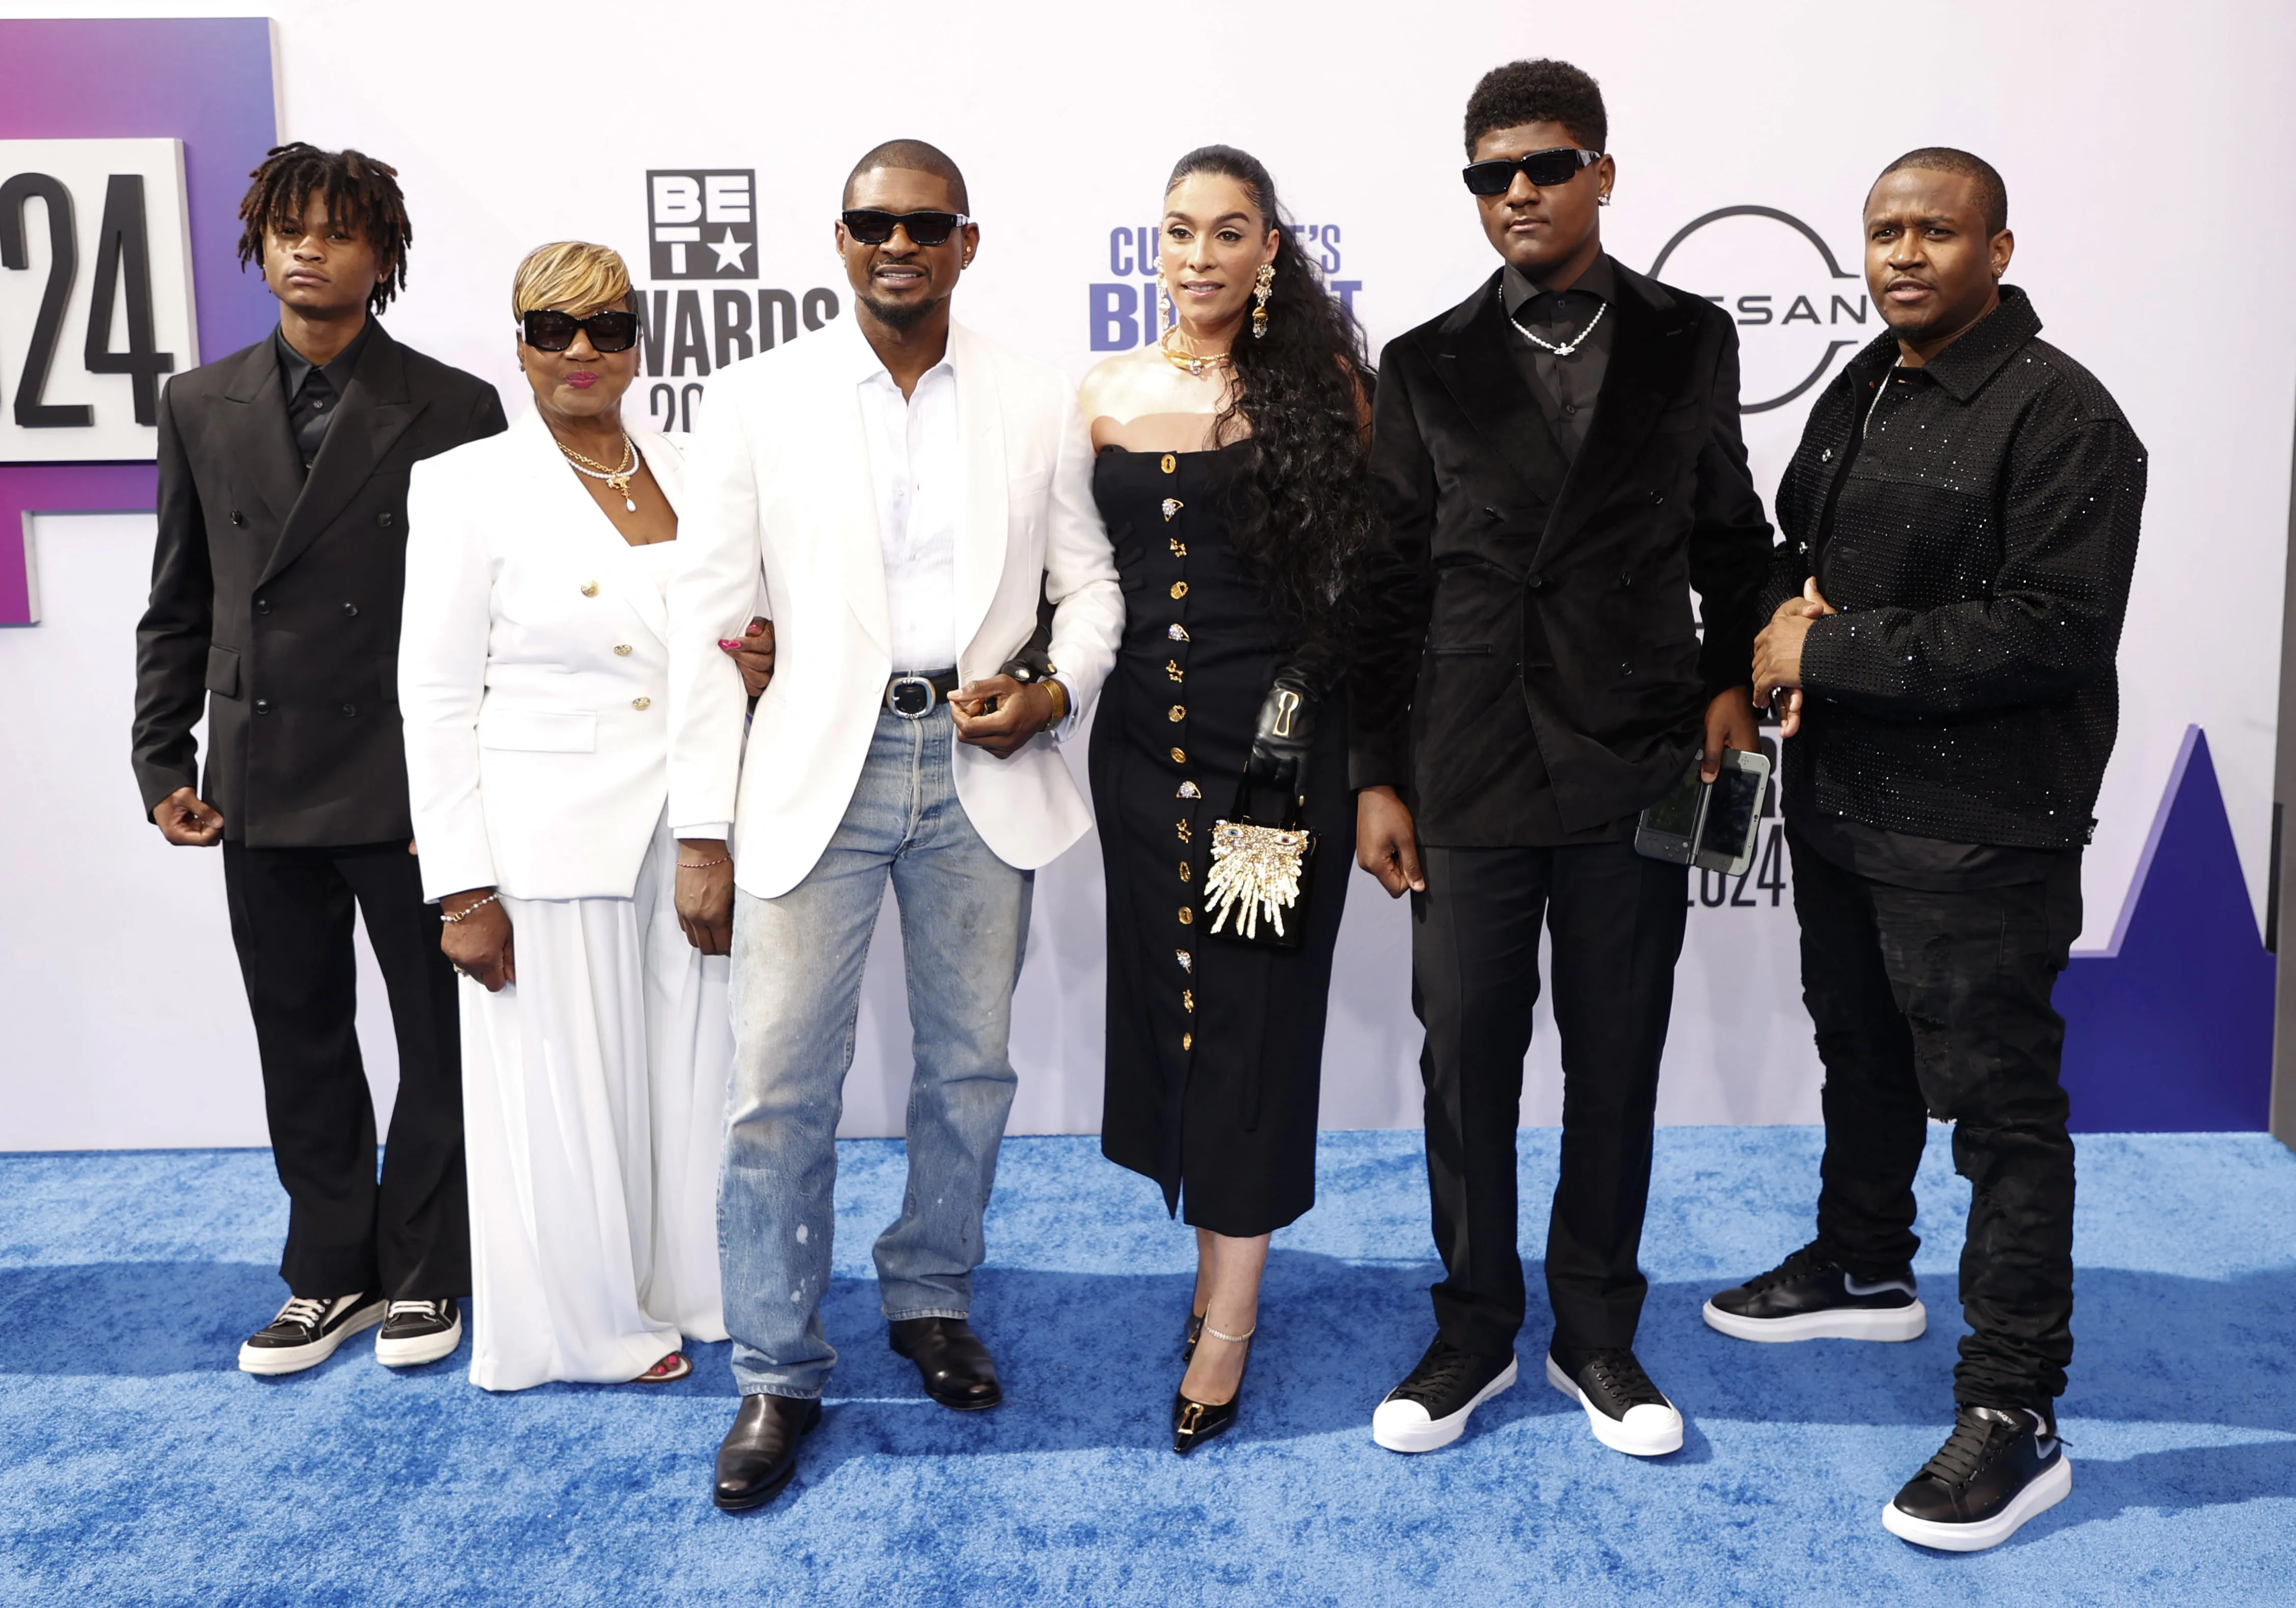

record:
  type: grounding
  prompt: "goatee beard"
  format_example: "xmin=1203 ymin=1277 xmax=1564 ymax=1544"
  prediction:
xmin=861 ymin=291 xmax=940 ymax=332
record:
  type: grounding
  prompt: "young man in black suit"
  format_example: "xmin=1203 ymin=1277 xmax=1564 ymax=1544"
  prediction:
xmin=1353 ymin=60 xmax=1771 ymax=1458
xmin=133 ymin=144 xmax=506 ymax=1375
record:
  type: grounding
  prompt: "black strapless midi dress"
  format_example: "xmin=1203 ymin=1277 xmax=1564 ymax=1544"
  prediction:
xmin=1088 ymin=443 xmax=1354 ymax=1236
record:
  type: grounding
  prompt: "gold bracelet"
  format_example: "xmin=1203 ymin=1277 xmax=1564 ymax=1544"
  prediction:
xmin=678 ymin=855 xmax=730 ymax=869
xmin=1045 ymin=679 xmax=1070 ymax=723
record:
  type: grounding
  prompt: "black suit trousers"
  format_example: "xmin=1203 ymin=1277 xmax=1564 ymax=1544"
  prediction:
xmin=1411 ymin=842 xmax=1688 ymax=1358
xmin=1787 ymin=827 xmax=2079 ymax=1409
xmin=221 ymin=839 xmax=468 ymax=1298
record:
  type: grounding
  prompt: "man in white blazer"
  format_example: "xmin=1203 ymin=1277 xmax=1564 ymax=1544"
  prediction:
xmin=667 ymin=140 xmax=1123 ymax=1511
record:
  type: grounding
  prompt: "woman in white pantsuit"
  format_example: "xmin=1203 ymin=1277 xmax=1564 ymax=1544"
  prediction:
xmin=399 ymin=242 xmax=732 ymax=1390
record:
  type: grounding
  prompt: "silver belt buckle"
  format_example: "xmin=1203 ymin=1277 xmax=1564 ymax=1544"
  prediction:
xmin=886 ymin=675 xmax=935 ymax=718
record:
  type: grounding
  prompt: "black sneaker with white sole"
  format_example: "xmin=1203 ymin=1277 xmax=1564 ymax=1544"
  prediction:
xmin=238 ymin=1293 xmax=385 ymax=1376
xmin=1883 ymin=1404 xmax=2071 ymax=1551
xmin=1545 ymin=1344 xmax=1684 ymax=1456
xmin=375 ymin=1298 xmax=463 ymax=1368
xmin=1371 ymin=1336 xmax=1518 ymax=1453
xmin=1703 ymin=1241 xmax=1927 ymax=1343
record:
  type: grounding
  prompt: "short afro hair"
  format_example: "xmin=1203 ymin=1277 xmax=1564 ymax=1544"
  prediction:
xmin=1464 ymin=59 xmax=1607 ymax=156
xmin=843 ymin=139 xmax=969 ymax=213
xmin=1876 ymin=147 xmax=2009 ymax=236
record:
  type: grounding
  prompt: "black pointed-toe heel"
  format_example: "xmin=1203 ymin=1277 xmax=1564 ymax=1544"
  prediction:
xmin=1171 ymin=1323 xmax=1253 ymax=1456
xmin=1182 ymin=1311 xmax=1206 ymax=1364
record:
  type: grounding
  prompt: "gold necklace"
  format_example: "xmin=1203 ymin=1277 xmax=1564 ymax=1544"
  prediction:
xmin=1159 ymin=325 xmax=1232 ymax=378
xmin=554 ymin=433 xmax=639 ymax=513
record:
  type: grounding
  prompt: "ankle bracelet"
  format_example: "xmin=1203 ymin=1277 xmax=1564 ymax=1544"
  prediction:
xmin=1203 ymin=1322 xmax=1255 ymax=1345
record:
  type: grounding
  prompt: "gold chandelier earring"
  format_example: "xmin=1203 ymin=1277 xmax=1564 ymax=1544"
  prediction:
xmin=1251 ymin=262 xmax=1274 ymax=339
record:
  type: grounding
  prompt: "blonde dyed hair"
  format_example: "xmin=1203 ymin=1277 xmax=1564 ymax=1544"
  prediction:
xmin=511 ymin=240 xmax=633 ymax=320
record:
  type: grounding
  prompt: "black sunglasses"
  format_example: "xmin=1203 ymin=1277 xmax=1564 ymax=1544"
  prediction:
xmin=1461 ymin=147 xmax=1604 ymax=196
xmin=521 ymin=308 xmax=639 ymax=354
xmin=841 ymin=208 xmax=972 ymax=247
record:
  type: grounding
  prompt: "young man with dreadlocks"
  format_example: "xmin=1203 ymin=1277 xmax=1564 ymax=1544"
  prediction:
xmin=134 ymin=143 xmax=507 ymax=1375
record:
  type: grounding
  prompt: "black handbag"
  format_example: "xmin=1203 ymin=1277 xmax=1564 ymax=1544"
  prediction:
xmin=1201 ymin=775 xmax=1317 ymax=951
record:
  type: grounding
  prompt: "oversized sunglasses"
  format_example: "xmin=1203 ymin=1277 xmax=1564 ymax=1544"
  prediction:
xmin=521 ymin=308 xmax=640 ymax=353
xmin=1461 ymin=147 xmax=1604 ymax=196
xmin=841 ymin=208 xmax=972 ymax=247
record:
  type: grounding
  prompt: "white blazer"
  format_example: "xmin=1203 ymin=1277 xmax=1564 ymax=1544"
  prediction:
xmin=399 ymin=412 xmax=688 ymax=902
xmin=668 ymin=317 xmax=1124 ymax=900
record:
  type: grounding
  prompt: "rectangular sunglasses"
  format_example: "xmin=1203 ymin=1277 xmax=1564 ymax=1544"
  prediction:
xmin=521 ymin=308 xmax=640 ymax=354
xmin=841 ymin=208 xmax=972 ymax=247
xmin=1461 ymin=147 xmax=1604 ymax=196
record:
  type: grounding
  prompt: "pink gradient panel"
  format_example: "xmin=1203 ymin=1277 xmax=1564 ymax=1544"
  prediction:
xmin=0 ymin=17 xmax=277 ymax=624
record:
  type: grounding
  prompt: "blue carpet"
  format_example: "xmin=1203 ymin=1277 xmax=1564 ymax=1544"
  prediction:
xmin=2 ymin=1129 xmax=2292 ymax=1606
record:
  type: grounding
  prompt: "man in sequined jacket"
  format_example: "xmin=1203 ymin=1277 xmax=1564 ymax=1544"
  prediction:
xmin=1717 ymin=148 xmax=2146 ymax=1553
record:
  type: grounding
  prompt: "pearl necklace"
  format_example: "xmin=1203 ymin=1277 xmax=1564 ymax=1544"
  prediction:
xmin=555 ymin=433 xmax=640 ymax=512
xmin=1515 ymin=298 xmax=1607 ymax=358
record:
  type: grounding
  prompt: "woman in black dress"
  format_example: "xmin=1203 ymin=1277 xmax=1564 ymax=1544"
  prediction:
xmin=1078 ymin=146 xmax=1377 ymax=1454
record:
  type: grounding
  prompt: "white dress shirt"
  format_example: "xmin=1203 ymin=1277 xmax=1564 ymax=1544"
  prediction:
xmin=859 ymin=356 xmax=960 ymax=672
xmin=668 ymin=318 xmax=1119 ymax=876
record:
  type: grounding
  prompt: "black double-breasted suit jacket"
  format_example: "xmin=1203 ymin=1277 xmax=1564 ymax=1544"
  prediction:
xmin=134 ymin=323 xmax=507 ymax=845
xmin=1350 ymin=262 xmax=1774 ymax=844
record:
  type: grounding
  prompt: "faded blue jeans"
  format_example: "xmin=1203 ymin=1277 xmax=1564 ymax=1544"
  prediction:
xmin=719 ymin=704 xmax=1031 ymax=1399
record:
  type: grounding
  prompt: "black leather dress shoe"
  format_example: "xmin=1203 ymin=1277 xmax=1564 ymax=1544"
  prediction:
xmin=713 ymin=1393 xmax=822 ymax=1512
xmin=888 ymin=1316 xmax=1003 ymax=1411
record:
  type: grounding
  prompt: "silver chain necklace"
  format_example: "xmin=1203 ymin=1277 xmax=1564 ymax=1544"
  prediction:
xmin=1516 ymin=298 xmax=1607 ymax=357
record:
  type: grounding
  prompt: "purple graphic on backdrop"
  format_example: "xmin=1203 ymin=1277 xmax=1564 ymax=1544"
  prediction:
xmin=0 ymin=16 xmax=278 ymax=626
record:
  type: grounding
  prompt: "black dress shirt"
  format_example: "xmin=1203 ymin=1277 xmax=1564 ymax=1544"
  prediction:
xmin=275 ymin=319 xmax=373 ymax=472
xmin=1763 ymin=286 xmax=2146 ymax=855
xmin=1500 ymin=253 xmax=1616 ymax=462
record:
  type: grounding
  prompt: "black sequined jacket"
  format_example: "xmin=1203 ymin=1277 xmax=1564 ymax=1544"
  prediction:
xmin=1763 ymin=287 xmax=2146 ymax=849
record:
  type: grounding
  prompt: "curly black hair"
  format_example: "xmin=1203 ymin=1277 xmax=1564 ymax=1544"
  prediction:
xmin=1463 ymin=59 xmax=1607 ymax=155
xmin=1164 ymin=145 xmax=1378 ymax=648
xmin=235 ymin=143 xmax=411 ymax=313
xmin=1877 ymin=147 xmax=2009 ymax=236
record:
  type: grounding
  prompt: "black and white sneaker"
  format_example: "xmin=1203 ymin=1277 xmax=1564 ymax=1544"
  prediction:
xmin=1545 ymin=1344 xmax=1684 ymax=1456
xmin=375 ymin=1298 xmax=463 ymax=1368
xmin=1703 ymin=1241 xmax=1926 ymax=1343
xmin=1371 ymin=1336 xmax=1518 ymax=1453
xmin=237 ymin=1293 xmax=385 ymax=1376
xmin=1883 ymin=1404 xmax=2071 ymax=1551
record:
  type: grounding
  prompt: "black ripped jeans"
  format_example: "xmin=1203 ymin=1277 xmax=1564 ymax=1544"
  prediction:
xmin=1787 ymin=827 xmax=2081 ymax=1410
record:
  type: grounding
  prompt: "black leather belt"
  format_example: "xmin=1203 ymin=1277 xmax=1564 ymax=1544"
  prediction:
xmin=884 ymin=668 xmax=961 ymax=718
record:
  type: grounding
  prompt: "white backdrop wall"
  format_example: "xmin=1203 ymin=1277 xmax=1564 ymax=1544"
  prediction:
xmin=4 ymin=0 xmax=2292 ymax=1149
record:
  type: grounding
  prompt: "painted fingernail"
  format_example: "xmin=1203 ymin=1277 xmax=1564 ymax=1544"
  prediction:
xmin=718 ymin=639 xmax=740 ymax=650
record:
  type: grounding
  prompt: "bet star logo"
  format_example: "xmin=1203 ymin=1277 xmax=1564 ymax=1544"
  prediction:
xmin=648 ymin=170 xmax=757 ymax=281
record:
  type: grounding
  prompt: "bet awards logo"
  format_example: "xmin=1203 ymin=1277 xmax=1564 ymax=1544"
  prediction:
xmin=1087 ymin=221 xmax=1361 ymax=352
xmin=648 ymin=170 xmax=757 ymax=280
xmin=1649 ymin=206 xmax=1872 ymax=414
xmin=630 ymin=167 xmax=843 ymax=434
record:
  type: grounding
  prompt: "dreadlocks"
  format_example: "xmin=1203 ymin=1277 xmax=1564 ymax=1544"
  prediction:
xmin=235 ymin=143 xmax=412 ymax=313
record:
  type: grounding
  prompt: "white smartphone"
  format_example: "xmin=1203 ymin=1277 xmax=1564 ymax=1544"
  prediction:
xmin=1632 ymin=748 xmax=1773 ymax=877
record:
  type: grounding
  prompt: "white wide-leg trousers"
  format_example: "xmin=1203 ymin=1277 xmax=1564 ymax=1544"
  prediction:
xmin=460 ymin=815 xmax=731 ymax=1390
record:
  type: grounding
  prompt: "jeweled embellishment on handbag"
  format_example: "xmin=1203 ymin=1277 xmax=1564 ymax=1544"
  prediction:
xmin=1204 ymin=819 xmax=1309 ymax=940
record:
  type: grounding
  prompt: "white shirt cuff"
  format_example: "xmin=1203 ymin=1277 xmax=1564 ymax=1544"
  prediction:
xmin=673 ymin=823 xmax=733 ymax=844
xmin=1049 ymin=672 xmax=1083 ymax=744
